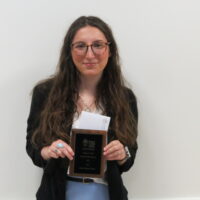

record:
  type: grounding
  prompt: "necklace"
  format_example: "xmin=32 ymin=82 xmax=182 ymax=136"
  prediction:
xmin=79 ymin=95 xmax=96 ymax=112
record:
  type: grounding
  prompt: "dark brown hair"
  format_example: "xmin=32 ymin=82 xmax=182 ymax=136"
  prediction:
xmin=32 ymin=16 xmax=137 ymax=147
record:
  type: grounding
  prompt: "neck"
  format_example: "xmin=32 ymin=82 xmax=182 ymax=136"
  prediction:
xmin=79 ymin=75 xmax=101 ymax=95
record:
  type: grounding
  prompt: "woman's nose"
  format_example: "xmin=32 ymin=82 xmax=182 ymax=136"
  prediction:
xmin=85 ymin=46 xmax=95 ymax=58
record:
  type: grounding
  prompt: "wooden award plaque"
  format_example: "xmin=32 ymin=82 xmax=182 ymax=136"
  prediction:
xmin=69 ymin=129 xmax=107 ymax=178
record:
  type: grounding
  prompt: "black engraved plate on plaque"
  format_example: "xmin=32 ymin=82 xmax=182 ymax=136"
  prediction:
xmin=69 ymin=129 xmax=106 ymax=178
xmin=75 ymin=134 xmax=101 ymax=174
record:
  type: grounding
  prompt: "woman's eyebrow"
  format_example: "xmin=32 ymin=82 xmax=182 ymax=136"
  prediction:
xmin=73 ymin=39 xmax=105 ymax=44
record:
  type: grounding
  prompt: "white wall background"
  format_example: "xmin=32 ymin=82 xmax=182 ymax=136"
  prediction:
xmin=0 ymin=0 xmax=199 ymax=199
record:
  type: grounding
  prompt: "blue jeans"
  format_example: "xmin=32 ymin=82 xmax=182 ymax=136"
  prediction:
xmin=65 ymin=181 xmax=110 ymax=200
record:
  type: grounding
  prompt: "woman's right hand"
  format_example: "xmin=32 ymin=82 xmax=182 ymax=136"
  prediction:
xmin=40 ymin=139 xmax=74 ymax=161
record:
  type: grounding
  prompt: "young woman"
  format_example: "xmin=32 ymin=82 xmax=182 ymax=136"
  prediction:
xmin=26 ymin=16 xmax=138 ymax=200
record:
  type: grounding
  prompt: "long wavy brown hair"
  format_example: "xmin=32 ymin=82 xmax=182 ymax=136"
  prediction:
xmin=31 ymin=16 xmax=138 ymax=148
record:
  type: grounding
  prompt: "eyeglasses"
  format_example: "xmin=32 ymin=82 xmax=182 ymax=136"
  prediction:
xmin=71 ymin=41 xmax=111 ymax=56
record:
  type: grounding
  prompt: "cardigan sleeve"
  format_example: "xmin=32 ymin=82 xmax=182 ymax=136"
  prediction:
xmin=26 ymin=84 xmax=49 ymax=168
xmin=117 ymin=88 xmax=138 ymax=173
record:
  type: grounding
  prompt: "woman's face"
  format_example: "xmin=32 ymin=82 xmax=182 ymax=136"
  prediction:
xmin=71 ymin=26 xmax=110 ymax=78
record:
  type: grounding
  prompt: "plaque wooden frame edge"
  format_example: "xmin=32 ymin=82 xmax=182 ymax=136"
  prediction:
xmin=69 ymin=128 xmax=107 ymax=178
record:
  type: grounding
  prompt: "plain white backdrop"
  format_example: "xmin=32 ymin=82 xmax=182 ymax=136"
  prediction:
xmin=0 ymin=0 xmax=200 ymax=199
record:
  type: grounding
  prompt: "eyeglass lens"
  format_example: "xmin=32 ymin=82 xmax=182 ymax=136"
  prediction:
xmin=72 ymin=41 xmax=110 ymax=55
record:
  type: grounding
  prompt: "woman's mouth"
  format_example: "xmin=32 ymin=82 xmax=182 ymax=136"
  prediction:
xmin=83 ymin=63 xmax=97 ymax=67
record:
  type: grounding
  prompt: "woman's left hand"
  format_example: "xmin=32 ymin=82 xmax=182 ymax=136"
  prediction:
xmin=103 ymin=140 xmax=126 ymax=161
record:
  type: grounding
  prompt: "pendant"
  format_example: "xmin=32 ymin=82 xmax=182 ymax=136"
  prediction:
xmin=84 ymin=107 xmax=91 ymax=112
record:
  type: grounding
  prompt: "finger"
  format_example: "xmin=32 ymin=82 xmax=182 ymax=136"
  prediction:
xmin=64 ymin=143 xmax=74 ymax=155
xmin=54 ymin=148 xmax=66 ymax=158
xmin=52 ymin=141 xmax=71 ymax=156
xmin=55 ymin=143 xmax=74 ymax=160
xmin=57 ymin=147 xmax=73 ymax=159
xmin=56 ymin=143 xmax=64 ymax=149
xmin=107 ymin=149 xmax=121 ymax=158
xmin=105 ymin=150 xmax=124 ymax=161
xmin=104 ymin=140 xmax=123 ymax=151
xmin=52 ymin=140 xmax=64 ymax=148
xmin=54 ymin=140 xmax=74 ymax=156
xmin=51 ymin=152 xmax=59 ymax=159
xmin=104 ymin=142 xmax=123 ymax=156
xmin=48 ymin=148 xmax=59 ymax=159
xmin=104 ymin=140 xmax=118 ymax=151
xmin=51 ymin=140 xmax=74 ymax=159
xmin=62 ymin=149 xmax=74 ymax=160
xmin=54 ymin=139 xmax=66 ymax=148
xmin=59 ymin=151 xmax=66 ymax=158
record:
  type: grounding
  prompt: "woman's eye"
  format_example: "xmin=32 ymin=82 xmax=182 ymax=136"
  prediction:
xmin=93 ymin=43 xmax=104 ymax=48
xmin=75 ymin=43 xmax=86 ymax=49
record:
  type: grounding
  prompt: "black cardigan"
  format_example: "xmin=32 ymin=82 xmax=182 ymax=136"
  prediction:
xmin=26 ymin=82 xmax=138 ymax=200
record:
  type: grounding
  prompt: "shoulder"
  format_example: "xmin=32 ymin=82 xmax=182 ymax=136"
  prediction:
xmin=27 ymin=79 xmax=54 ymax=129
xmin=32 ymin=79 xmax=54 ymax=97
xmin=123 ymin=87 xmax=137 ymax=103
xmin=30 ymin=79 xmax=54 ymax=108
